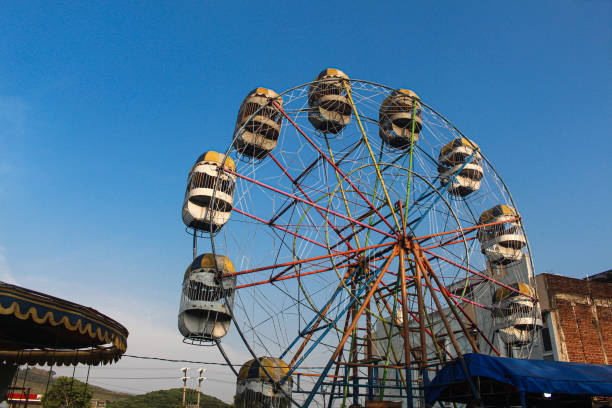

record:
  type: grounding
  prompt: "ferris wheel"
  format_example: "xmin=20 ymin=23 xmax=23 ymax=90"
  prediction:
xmin=177 ymin=69 xmax=542 ymax=407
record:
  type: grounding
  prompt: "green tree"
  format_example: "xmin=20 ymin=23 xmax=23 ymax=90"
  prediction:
xmin=42 ymin=376 xmax=93 ymax=408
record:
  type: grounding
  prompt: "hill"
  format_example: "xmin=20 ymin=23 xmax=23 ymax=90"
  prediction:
xmin=107 ymin=388 xmax=232 ymax=408
xmin=12 ymin=367 xmax=131 ymax=402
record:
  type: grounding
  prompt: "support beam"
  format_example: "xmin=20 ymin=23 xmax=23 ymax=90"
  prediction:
xmin=398 ymin=249 xmax=414 ymax=408
xmin=302 ymin=246 xmax=398 ymax=407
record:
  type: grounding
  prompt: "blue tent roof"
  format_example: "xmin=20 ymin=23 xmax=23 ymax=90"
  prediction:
xmin=425 ymin=353 xmax=612 ymax=404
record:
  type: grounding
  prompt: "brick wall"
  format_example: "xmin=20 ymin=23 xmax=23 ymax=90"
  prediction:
xmin=537 ymin=273 xmax=612 ymax=365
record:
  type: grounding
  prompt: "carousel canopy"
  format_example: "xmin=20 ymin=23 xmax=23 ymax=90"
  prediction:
xmin=0 ymin=281 xmax=128 ymax=366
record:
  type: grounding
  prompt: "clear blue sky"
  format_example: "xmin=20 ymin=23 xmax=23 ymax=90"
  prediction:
xmin=0 ymin=0 xmax=610 ymax=399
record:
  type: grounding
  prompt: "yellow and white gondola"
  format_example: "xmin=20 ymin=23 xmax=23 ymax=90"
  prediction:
xmin=477 ymin=205 xmax=526 ymax=265
xmin=492 ymin=283 xmax=542 ymax=346
xmin=233 ymin=88 xmax=283 ymax=159
xmin=235 ymin=357 xmax=293 ymax=408
xmin=438 ymin=137 xmax=483 ymax=196
xmin=178 ymin=253 xmax=236 ymax=341
xmin=379 ymin=89 xmax=422 ymax=148
xmin=182 ymin=151 xmax=236 ymax=234
xmin=308 ymin=68 xmax=352 ymax=134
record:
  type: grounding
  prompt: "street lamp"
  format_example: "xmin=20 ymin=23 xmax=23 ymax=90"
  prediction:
xmin=196 ymin=368 xmax=207 ymax=407
xmin=180 ymin=368 xmax=189 ymax=406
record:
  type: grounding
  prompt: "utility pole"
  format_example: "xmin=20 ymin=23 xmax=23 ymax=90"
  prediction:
xmin=196 ymin=368 xmax=207 ymax=407
xmin=180 ymin=367 xmax=189 ymax=406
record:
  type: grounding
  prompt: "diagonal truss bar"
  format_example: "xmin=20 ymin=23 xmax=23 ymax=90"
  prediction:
xmin=233 ymin=207 xmax=330 ymax=251
xmin=294 ymin=136 xmax=362 ymax=187
xmin=398 ymin=248 xmax=414 ymax=406
xmin=289 ymin=266 xmax=356 ymax=366
xmin=377 ymin=268 xmax=489 ymax=310
xmin=372 ymin=290 xmax=409 ymax=396
xmin=409 ymin=245 xmax=466 ymax=358
xmin=268 ymin=152 xmax=356 ymax=252
xmin=422 ymin=236 xmax=478 ymax=250
xmin=328 ymin=202 xmax=391 ymax=251
xmin=228 ymin=168 xmax=396 ymax=239
xmin=301 ymin=246 xmax=399 ymax=407
xmin=414 ymin=216 xmax=521 ymax=243
xmin=328 ymin=203 xmax=423 ymax=253
xmin=279 ymin=266 xmax=359 ymax=362
xmin=326 ymin=294 xmax=355 ymax=408
xmin=267 ymin=238 xmax=394 ymax=284
xmin=420 ymin=251 xmax=501 ymax=356
xmin=411 ymin=244 xmax=483 ymax=402
xmin=284 ymin=248 xmax=398 ymax=383
xmin=324 ymin=136 xmax=362 ymax=249
xmin=412 ymin=254 xmax=428 ymax=368
xmin=236 ymin=256 xmax=387 ymax=290
xmin=375 ymin=290 xmax=454 ymax=361
xmin=411 ymin=242 xmax=480 ymax=354
xmin=271 ymin=100 xmax=400 ymax=237
xmin=344 ymin=83 xmax=402 ymax=233
xmin=227 ymin=240 xmax=394 ymax=278
xmin=403 ymin=101 xmax=419 ymax=231
xmin=422 ymin=248 xmax=536 ymax=300
xmin=269 ymin=139 xmax=365 ymax=227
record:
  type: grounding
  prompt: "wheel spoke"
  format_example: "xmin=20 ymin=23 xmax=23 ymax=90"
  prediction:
xmin=272 ymin=99 xmax=401 ymax=237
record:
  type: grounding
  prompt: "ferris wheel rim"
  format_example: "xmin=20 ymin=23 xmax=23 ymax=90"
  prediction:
xmin=183 ymin=76 xmax=540 ymax=407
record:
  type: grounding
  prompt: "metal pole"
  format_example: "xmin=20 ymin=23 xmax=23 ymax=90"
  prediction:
xmin=197 ymin=380 xmax=201 ymax=407
xmin=414 ymin=259 xmax=428 ymax=368
xmin=197 ymin=368 xmax=206 ymax=408
xmin=416 ymin=245 xmax=480 ymax=353
xmin=412 ymin=249 xmax=483 ymax=403
xmin=366 ymin=268 xmax=374 ymax=402
xmin=350 ymin=275 xmax=359 ymax=407
xmin=302 ymin=247 xmax=398 ymax=407
xmin=192 ymin=232 xmax=197 ymax=260
xmin=398 ymin=249 xmax=414 ymax=408
xmin=181 ymin=368 xmax=188 ymax=406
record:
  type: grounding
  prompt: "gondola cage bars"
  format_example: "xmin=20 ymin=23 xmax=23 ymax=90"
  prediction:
xmin=182 ymin=151 xmax=236 ymax=234
xmin=178 ymin=253 xmax=237 ymax=342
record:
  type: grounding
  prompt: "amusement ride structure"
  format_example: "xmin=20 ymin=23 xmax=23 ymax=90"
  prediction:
xmin=178 ymin=69 xmax=542 ymax=407
xmin=0 ymin=282 xmax=128 ymax=403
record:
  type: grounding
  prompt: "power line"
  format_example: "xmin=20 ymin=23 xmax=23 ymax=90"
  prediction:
xmin=71 ymin=376 xmax=233 ymax=384
xmin=123 ymin=353 xmax=326 ymax=370
xmin=123 ymin=354 xmax=241 ymax=367
xmin=84 ymin=367 xmax=195 ymax=370
xmin=75 ymin=377 xmax=183 ymax=380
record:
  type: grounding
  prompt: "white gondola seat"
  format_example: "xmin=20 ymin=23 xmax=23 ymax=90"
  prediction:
xmin=308 ymin=68 xmax=352 ymax=134
xmin=235 ymin=357 xmax=293 ymax=408
xmin=182 ymin=151 xmax=236 ymax=234
xmin=379 ymin=89 xmax=422 ymax=149
xmin=492 ymin=283 xmax=542 ymax=346
xmin=477 ymin=205 xmax=526 ymax=265
xmin=178 ymin=253 xmax=237 ymax=341
xmin=438 ymin=137 xmax=484 ymax=196
xmin=233 ymin=88 xmax=283 ymax=160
